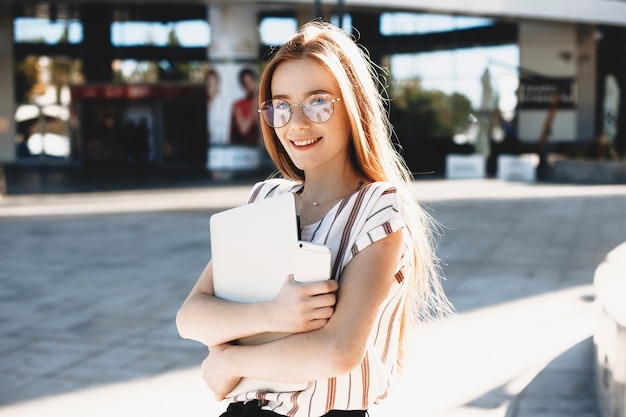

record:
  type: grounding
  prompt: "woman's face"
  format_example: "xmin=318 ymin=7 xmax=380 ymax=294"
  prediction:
xmin=242 ymin=73 xmax=257 ymax=96
xmin=270 ymin=58 xmax=352 ymax=175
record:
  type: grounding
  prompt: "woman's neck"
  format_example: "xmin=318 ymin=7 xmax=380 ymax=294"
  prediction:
xmin=300 ymin=168 xmax=364 ymax=206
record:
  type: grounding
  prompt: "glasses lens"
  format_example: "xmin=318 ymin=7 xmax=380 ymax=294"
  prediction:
xmin=260 ymin=95 xmax=337 ymax=127
xmin=303 ymin=94 xmax=334 ymax=124
xmin=260 ymin=99 xmax=290 ymax=128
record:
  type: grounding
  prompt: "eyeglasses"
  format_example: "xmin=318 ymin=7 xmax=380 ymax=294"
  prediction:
xmin=258 ymin=93 xmax=342 ymax=128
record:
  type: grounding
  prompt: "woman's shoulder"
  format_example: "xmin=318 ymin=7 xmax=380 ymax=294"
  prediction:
xmin=343 ymin=181 xmax=402 ymax=220
xmin=247 ymin=178 xmax=300 ymax=203
xmin=359 ymin=181 xmax=414 ymax=218
xmin=361 ymin=181 xmax=401 ymax=202
xmin=365 ymin=181 xmax=397 ymax=193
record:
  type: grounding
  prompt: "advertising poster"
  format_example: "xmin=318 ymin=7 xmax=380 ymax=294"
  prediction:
xmin=206 ymin=62 xmax=261 ymax=175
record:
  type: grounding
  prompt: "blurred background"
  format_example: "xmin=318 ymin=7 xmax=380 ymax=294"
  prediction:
xmin=0 ymin=2 xmax=625 ymax=417
xmin=0 ymin=0 xmax=625 ymax=192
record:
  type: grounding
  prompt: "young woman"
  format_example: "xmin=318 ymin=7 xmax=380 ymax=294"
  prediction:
xmin=176 ymin=20 xmax=453 ymax=417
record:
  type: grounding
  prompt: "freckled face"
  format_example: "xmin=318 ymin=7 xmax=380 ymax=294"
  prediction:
xmin=270 ymin=58 xmax=352 ymax=174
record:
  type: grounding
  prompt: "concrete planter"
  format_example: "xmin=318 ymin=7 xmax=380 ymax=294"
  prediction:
xmin=552 ymin=160 xmax=626 ymax=184
xmin=594 ymin=242 xmax=626 ymax=417
xmin=497 ymin=154 xmax=538 ymax=182
xmin=445 ymin=154 xmax=486 ymax=179
xmin=207 ymin=145 xmax=261 ymax=177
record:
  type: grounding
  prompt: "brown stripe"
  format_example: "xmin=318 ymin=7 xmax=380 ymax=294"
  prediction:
xmin=287 ymin=391 xmax=300 ymax=416
xmin=361 ymin=351 xmax=370 ymax=409
xmin=326 ymin=377 xmax=337 ymax=411
xmin=377 ymin=389 xmax=390 ymax=402
xmin=382 ymin=221 xmax=393 ymax=235
xmin=247 ymin=183 xmax=263 ymax=203
xmin=381 ymin=298 xmax=402 ymax=364
xmin=331 ymin=184 xmax=371 ymax=279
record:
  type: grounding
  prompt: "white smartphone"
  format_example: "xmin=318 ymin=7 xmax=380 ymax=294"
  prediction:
xmin=294 ymin=241 xmax=332 ymax=283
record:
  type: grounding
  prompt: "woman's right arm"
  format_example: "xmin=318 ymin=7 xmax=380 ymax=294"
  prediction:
xmin=176 ymin=260 xmax=338 ymax=347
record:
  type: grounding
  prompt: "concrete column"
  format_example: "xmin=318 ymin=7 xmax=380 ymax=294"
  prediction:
xmin=81 ymin=4 xmax=114 ymax=82
xmin=577 ymin=25 xmax=598 ymax=141
xmin=206 ymin=3 xmax=262 ymax=176
xmin=295 ymin=6 xmax=317 ymax=27
xmin=351 ymin=12 xmax=383 ymax=65
xmin=0 ymin=6 xmax=16 ymax=164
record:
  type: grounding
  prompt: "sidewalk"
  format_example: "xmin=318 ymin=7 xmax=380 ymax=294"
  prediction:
xmin=0 ymin=179 xmax=624 ymax=417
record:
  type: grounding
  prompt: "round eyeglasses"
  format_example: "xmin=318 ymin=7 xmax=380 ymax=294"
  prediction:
xmin=258 ymin=93 xmax=342 ymax=128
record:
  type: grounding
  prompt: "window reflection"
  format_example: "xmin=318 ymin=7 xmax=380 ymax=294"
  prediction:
xmin=111 ymin=20 xmax=209 ymax=47
xmin=14 ymin=17 xmax=83 ymax=44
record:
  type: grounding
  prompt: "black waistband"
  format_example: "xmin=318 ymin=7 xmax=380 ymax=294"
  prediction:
xmin=221 ymin=400 xmax=367 ymax=417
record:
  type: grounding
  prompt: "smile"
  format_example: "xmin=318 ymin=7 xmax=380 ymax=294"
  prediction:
xmin=292 ymin=137 xmax=321 ymax=147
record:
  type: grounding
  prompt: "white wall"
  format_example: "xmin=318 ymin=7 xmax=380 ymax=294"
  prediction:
xmin=343 ymin=0 xmax=626 ymax=27
xmin=517 ymin=21 xmax=597 ymax=143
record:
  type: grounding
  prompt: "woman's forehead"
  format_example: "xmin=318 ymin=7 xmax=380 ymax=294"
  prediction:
xmin=271 ymin=58 xmax=338 ymax=97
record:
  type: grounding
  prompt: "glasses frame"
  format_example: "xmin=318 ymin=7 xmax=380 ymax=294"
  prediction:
xmin=258 ymin=93 xmax=342 ymax=128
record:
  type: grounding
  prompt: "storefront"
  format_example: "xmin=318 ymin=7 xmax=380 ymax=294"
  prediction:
xmin=70 ymin=83 xmax=206 ymax=168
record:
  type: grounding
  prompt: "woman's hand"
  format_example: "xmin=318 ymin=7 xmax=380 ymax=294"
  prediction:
xmin=267 ymin=276 xmax=338 ymax=334
xmin=201 ymin=345 xmax=241 ymax=401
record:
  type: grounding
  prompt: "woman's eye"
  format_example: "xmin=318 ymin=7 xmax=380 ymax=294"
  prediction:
xmin=309 ymin=97 xmax=329 ymax=106
xmin=275 ymin=101 xmax=290 ymax=110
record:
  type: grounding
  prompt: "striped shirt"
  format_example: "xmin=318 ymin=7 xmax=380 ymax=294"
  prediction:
xmin=231 ymin=178 xmax=413 ymax=417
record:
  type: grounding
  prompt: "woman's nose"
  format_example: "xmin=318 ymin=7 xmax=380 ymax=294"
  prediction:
xmin=289 ymin=105 xmax=310 ymax=128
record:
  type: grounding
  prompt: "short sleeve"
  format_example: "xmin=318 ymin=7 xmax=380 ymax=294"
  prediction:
xmin=350 ymin=186 xmax=406 ymax=257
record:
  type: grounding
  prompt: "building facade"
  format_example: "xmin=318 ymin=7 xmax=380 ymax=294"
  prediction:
xmin=0 ymin=0 xmax=625 ymax=177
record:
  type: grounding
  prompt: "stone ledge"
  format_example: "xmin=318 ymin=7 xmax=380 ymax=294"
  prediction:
xmin=553 ymin=160 xmax=626 ymax=184
xmin=594 ymin=241 xmax=626 ymax=417
xmin=595 ymin=242 xmax=626 ymax=327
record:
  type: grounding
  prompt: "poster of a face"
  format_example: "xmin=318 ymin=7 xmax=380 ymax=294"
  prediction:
xmin=207 ymin=63 xmax=260 ymax=146
xmin=206 ymin=62 xmax=261 ymax=172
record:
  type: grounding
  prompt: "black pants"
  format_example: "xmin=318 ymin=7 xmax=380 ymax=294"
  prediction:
xmin=220 ymin=400 xmax=367 ymax=417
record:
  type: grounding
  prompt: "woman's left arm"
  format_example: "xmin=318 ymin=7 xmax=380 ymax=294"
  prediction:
xmin=203 ymin=229 xmax=405 ymax=400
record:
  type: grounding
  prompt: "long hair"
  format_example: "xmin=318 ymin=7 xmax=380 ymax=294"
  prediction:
xmin=258 ymin=21 xmax=454 ymax=368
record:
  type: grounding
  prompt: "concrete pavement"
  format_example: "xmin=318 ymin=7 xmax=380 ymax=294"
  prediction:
xmin=0 ymin=178 xmax=624 ymax=417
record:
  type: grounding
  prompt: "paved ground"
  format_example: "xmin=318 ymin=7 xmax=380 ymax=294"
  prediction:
xmin=0 ymin=178 xmax=624 ymax=417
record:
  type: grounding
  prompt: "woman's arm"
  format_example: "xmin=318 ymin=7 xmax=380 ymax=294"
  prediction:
xmin=176 ymin=260 xmax=339 ymax=347
xmin=202 ymin=230 xmax=404 ymax=399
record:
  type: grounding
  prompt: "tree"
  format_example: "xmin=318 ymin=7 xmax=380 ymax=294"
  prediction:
xmin=389 ymin=79 xmax=473 ymax=175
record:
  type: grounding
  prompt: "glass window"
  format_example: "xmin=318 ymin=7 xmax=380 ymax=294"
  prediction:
xmin=390 ymin=44 xmax=519 ymax=117
xmin=175 ymin=20 xmax=211 ymax=47
xmin=380 ymin=12 xmax=494 ymax=36
xmin=112 ymin=59 xmax=207 ymax=83
xmin=330 ymin=13 xmax=353 ymax=34
xmin=14 ymin=17 xmax=83 ymax=44
xmin=259 ymin=17 xmax=297 ymax=45
xmin=111 ymin=20 xmax=210 ymax=47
